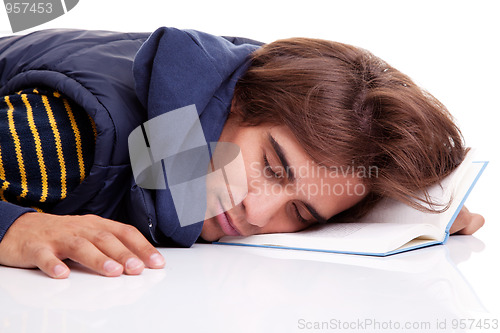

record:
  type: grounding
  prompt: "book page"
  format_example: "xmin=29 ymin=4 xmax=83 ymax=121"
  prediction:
xmin=352 ymin=149 xmax=482 ymax=231
xmin=219 ymin=222 xmax=441 ymax=255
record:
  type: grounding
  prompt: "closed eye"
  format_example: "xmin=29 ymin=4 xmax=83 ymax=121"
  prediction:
xmin=265 ymin=133 xmax=329 ymax=224
xmin=292 ymin=203 xmax=308 ymax=224
xmin=263 ymin=154 xmax=284 ymax=179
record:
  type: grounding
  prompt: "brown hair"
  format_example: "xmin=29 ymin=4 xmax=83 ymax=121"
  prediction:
xmin=231 ymin=38 xmax=467 ymax=221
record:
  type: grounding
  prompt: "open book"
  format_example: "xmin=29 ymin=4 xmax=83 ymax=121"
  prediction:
xmin=215 ymin=150 xmax=488 ymax=256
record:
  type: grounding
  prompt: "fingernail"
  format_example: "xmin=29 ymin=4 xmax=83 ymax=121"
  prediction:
xmin=125 ymin=257 xmax=144 ymax=271
xmin=150 ymin=253 xmax=165 ymax=267
xmin=103 ymin=260 xmax=122 ymax=274
xmin=53 ymin=264 xmax=68 ymax=278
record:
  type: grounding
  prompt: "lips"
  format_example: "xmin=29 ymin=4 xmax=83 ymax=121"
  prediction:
xmin=215 ymin=201 xmax=241 ymax=236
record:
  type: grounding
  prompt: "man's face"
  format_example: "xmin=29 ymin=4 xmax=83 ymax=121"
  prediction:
xmin=200 ymin=118 xmax=368 ymax=241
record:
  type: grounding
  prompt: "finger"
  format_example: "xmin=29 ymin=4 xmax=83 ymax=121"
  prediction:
xmin=89 ymin=230 xmax=145 ymax=275
xmin=449 ymin=206 xmax=470 ymax=234
xmin=106 ymin=223 xmax=165 ymax=269
xmin=449 ymin=219 xmax=465 ymax=235
xmin=83 ymin=215 xmax=165 ymax=269
xmin=32 ymin=247 xmax=70 ymax=279
xmin=456 ymin=213 xmax=485 ymax=235
xmin=61 ymin=236 xmax=124 ymax=277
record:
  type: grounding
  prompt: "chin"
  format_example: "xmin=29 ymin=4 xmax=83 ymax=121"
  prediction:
xmin=200 ymin=220 xmax=224 ymax=242
xmin=199 ymin=232 xmax=221 ymax=242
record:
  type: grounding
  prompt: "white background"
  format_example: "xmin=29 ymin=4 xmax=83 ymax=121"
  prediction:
xmin=1 ymin=0 xmax=499 ymax=328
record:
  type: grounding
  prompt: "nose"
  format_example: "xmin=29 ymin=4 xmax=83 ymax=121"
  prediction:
xmin=242 ymin=187 xmax=287 ymax=228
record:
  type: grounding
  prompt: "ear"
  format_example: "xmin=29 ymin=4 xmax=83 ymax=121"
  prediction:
xmin=228 ymin=98 xmax=242 ymax=123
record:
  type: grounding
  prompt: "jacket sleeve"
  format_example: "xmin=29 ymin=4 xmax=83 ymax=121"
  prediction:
xmin=0 ymin=201 xmax=35 ymax=242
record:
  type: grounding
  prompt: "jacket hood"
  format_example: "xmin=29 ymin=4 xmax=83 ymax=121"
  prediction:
xmin=132 ymin=27 xmax=259 ymax=246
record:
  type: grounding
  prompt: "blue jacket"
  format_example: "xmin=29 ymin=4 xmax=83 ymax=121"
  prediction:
xmin=0 ymin=27 xmax=260 ymax=246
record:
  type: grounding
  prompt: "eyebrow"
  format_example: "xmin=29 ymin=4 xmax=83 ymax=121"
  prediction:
xmin=267 ymin=133 xmax=329 ymax=224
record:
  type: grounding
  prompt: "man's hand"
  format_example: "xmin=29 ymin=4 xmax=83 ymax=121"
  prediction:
xmin=0 ymin=212 xmax=165 ymax=279
xmin=450 ymin=206 xmax=485 ymax=235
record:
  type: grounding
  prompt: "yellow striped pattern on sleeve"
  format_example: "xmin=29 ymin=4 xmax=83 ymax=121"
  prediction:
xmin=0 ymin=87 xmax=96 ymax=210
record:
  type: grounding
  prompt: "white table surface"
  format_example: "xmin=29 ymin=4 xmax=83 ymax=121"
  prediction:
xmin=1 ymin=235 xmax=498 ymax=333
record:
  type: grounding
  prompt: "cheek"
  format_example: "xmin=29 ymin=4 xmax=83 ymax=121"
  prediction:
xmin=247 ymin=160 xmax=262 ymax=183
xmin=259 ymin=210 xmax=310 ymax=235
xmin=260 ymin=222 xmax=308 ymax=235
xmin=243 ymin=152 xmax=270 ymax=195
